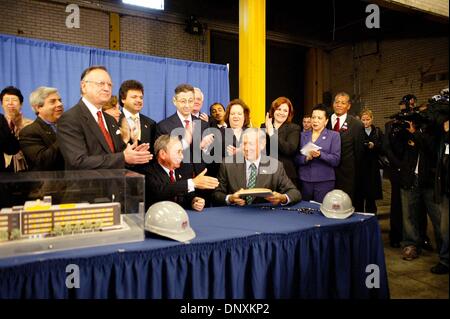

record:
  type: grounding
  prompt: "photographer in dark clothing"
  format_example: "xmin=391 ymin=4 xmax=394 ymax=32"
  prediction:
xmin=384 ymin=97 xmax=432 ymax=250
xmin=396 ymin=106 xmax=442 ymax=261
xmin=430 ymin=119 xmax=449 ymax=274
xmin=428 ymin=89 xmax=450 ymax=274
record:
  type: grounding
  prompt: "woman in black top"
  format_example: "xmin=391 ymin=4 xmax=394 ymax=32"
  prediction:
xmin=261 ymin=97 xmax=300 ymax=187
xmin=360 ymin=108 xmax=384 ymax=214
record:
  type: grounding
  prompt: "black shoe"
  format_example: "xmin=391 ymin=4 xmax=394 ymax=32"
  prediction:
xmin=390 ymin=241 xmax=401 ymax=248
xmin=430 ymin=263 xmax=449 ymax=275
xmin=422 ymin=240 xmax=433 ymax=252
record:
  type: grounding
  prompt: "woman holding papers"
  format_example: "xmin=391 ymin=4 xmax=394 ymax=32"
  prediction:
xmin=295 ymin=104 xmax=341 ymax=202
xmin=261 ymin=97 xmax=301 ymax=187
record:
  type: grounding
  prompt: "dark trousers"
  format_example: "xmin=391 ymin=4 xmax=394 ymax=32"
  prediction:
xmin=389 ymin=169 xmax=403 ymax=244
xmin=300 ymin=180 xmax=335 ymax=203
xmin=363 ymin=199 xmax=377 ymax=214
xmin=400 ymin=177 xmax=441 ymax=251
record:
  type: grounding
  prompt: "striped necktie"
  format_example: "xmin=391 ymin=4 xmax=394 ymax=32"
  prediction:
xmin=246 ymin=163 xmax=257 ymax=204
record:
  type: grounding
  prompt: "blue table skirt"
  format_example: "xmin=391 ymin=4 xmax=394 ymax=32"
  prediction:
xmin=0 ymin=202 xmax=389 ymax=299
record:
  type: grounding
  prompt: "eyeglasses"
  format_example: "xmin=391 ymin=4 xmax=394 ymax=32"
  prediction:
xmin=176 ymin=99 xmax=194 ymax=105
xmin=3 ymin=97 xmax=20 ymax=104
xmin=84 ymin=80 xmax=113 ymax=88
xmin=260 ymin=206 xmax=319 ymax=215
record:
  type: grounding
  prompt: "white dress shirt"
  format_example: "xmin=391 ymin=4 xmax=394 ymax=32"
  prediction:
xmin=177 ymin=111 xmax=193 ymax=150
xmin=82 ymin=97 xmax=109 ymax=132
xmin=159 ymin=163 xmax=195 ymax=192
xmin=331 ymin=113 xmax=348 ymax=131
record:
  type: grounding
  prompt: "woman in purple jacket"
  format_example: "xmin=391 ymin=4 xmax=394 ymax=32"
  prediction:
xmin=295 ymin=104 xmax=341 ymax=203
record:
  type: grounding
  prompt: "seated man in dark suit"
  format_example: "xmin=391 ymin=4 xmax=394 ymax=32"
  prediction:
xmin=19 ymin=86 xmax=65 ymax=170
xmin=145 ymin=135 xmax=219 ymax=211
xmin=57 ymin=65 xmax=152 ymax=169
xmin=213 ymin=128 xmax=301 ymax=206
xmin=118 ymin=79 xmax=157 ymax=172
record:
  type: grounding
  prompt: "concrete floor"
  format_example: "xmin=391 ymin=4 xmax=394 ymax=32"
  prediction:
xmin=375 ymin=175 xmax=449 ymax=299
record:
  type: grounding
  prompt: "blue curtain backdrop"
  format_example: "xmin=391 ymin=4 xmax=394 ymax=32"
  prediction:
xmin=0 ymin=34 xmax=230 ymax=122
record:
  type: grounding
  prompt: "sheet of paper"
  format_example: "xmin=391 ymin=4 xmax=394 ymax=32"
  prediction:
xmin=300 ymin=142 xmax=322 ymax=156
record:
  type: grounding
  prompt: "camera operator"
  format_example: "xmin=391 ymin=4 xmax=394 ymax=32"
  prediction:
xmin=429 ymin=90 xmax=449 ymax=274
xmin=394 ymin=95 xmax=442 ymax=262
xmin=383 ymin=96 xmax=431 ymax=249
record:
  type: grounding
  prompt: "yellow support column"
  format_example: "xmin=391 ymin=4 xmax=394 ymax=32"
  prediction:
xmin=109 ymin=13 xmax=120 ymax=51
xmin=239 ymin=0 xmax=265 ymax=127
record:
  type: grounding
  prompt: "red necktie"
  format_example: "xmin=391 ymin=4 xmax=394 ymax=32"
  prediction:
xmin=169 ymin=170 xmax=175 ymax=183
xmin=184 ymin=120 xmax=190 ymax=130
xmin=333 ymin=117 xmax=340 ymax=132
xmin=97 ymin=111 xmax=115 ymax=152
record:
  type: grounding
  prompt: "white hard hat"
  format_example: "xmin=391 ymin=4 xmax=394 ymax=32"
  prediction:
xmin=320 ymin=189 xmax=355 ymax=219
xmin=144 ymin=201 xmax=196 ymax=242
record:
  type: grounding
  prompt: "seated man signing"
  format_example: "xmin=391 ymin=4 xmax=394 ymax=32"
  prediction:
xmin=145 ymin=135 xmax=219 ymax=211
xmin=213 ymin=128 xmax=301 ymax=206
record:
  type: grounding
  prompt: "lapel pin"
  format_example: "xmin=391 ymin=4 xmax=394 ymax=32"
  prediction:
xmin=115 ymin=129 xmax=121 ymax=135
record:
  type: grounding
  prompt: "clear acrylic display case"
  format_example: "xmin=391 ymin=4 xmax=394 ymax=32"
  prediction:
xmin=0 ymin=169 xmax=145 ymax=258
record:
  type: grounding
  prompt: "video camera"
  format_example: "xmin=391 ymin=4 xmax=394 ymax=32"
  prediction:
xmin=387 ymin=89 xmax=449 ymax=132
xmin=424 ymin=88 xmax=449 ymax=126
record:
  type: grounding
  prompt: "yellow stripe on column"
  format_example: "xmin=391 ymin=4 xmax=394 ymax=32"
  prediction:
xmin=239 ymin=0 xmax=266 ymax=127
xmin=109 ymin=13 xmax=120 ymax=51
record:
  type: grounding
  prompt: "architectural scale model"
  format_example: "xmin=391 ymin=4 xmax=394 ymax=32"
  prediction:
xmin=0 ymin=196 xmax=121 ymax=242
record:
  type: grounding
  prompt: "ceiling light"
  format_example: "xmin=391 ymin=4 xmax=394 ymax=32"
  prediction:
xmin=122 ymin=0 xmax=164 ymax=10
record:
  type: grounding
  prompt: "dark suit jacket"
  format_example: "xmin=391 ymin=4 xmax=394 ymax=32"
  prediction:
xmin=295 ymin=128 xmax=341 ymax=182
xmin=0 ymin=113 xmax=20 ymax=172
xmin=19 ymin=117 xmax=65 ymax=171
xmin=156 ymin=112 xmax=209 ymax=177
xmin=212 ymin=155 xmax=302 ymax=206
xmin=145 ymin=161 xmax=197 ymax=210
xmin=398 ymin=128 xmax=437 ymax=189
xmin=57 ymin=99 xmax=126 ymax=170
xmin=261 ymin=122 xmax=301 ymax=182
xmin=326 ymin=114 xmax=364 ymax=202
xmin=139 ymin=114 xmax=157 ymax=152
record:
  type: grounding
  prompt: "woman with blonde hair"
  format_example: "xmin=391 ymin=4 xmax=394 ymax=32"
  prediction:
xmin=360 ymin=108 xmax=384 ymax=214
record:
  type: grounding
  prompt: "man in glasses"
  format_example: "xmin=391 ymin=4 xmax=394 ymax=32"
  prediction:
xmin=57 ymin=65 xmax=152 ymax=169
xmin=156 ymin=83 xmax=214 ymax=177
xmin=157 ymin=83 xmax=215 ymax=206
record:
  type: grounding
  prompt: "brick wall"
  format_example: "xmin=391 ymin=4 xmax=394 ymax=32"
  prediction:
xmin=0 ymin=0 xmax=109 ymax=49
xmin=329 ymin=37 xmax=449 ymax=129
xmin=0 ymin=0 xmax=208 ymax=61
xmin=120 ymin=15 xmax=207 ymax=61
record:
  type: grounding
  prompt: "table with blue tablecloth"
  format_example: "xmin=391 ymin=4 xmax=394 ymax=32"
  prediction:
xmin=0 ymin=201 xmax=389 ymax=299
